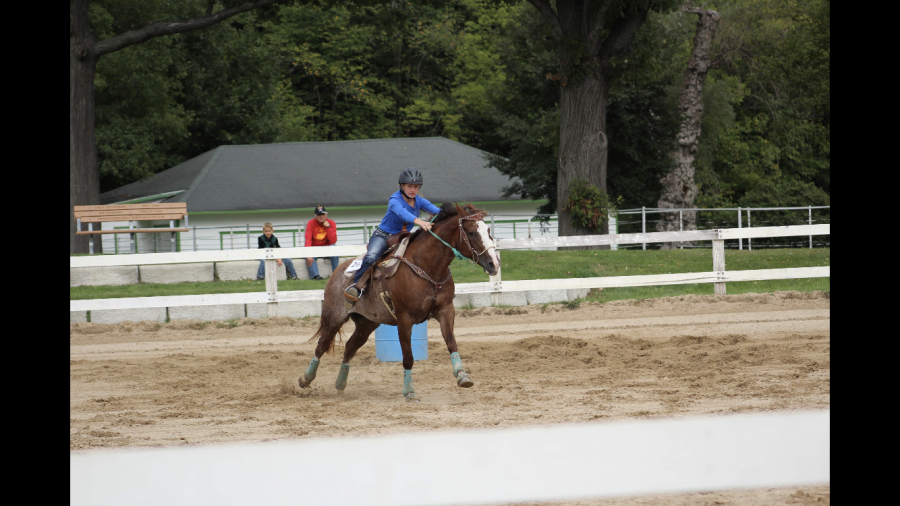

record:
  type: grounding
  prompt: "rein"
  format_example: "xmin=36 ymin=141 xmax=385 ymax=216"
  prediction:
xmin=393 ymin=212 xmax=491 ymax=306
xmin=426 ymin=212 xmax=490 ymax=264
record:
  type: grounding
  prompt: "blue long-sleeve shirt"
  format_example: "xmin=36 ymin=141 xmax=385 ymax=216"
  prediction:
xmin=377 ymin=191 xmax=441 ymax=234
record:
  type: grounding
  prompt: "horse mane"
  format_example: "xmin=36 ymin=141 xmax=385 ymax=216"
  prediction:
xmin=408 ymin=202 xmax=487 ymax=244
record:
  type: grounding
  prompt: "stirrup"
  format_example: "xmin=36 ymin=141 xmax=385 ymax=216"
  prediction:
xmin=343 ymin=285 xmax=361 ymax=302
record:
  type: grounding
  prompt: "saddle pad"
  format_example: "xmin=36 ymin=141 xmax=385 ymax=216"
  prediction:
xmin=374 ymin=236 xmax=410 ymax=280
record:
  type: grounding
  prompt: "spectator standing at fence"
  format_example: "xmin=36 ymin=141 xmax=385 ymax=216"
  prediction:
xmin=257 ymin=222 xmax=300 ymax=281
xmin=304 ymin=206 xmax=339 ymax=280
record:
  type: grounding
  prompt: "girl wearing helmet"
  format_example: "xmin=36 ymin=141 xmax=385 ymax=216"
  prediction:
xmin=344 ymin=168 xmax=441 ymax=302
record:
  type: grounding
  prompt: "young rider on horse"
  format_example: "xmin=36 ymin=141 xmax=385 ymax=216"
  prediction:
xmin=344 ymin=168 xmax=441 ymax=302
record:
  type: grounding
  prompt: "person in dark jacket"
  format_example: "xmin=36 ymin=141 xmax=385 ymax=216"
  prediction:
xmin=256 ymin=222 xmax=299 ymax=280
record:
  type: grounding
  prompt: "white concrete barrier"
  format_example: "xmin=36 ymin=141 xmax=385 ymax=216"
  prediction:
xmin=90 ymin=308 xmax=167 ymax=324
xmin=568 ymin=288 xmax=590 ymax=300
xmin=71 ymin=311 xmax=87 ymax=323
xmin=497 ymin=291 xmax=528 ymax=306
xmin=214 ymin=261 xmax=263 ymax=281
xmin=70 ymin=409 xmax=829 ymax=506
xmin=246 ymin=301 xmax=320 ymax=319
xmin=526 ymin=289 xmax=569 ymax=304
xmin=168 ymin=304 xmax=245 ymax=322
xmin=450 ymin=294 xmax=469 ymax=308
xmin=140 ymin=263 xmax=215 ymax=284
xmin=468 ymin=292 xmax=492 ymax=308
xmin=70 ymin=266 xmax=139 ymax=287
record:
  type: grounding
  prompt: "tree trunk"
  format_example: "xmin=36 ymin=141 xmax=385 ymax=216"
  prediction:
xmin=70 ymin=0 xmax=100 ymax=254
xmin=556 ymin=72 xmax=610 ymax=249
xmin=657 ymin=7 xmax=720 ymax=248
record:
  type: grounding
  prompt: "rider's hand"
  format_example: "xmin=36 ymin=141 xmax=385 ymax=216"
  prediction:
xmin=415 ymin=218 xmax=433 ymax=231
xmin=276 ymin=259 xmax=283 ymax=266
xmin=306 ymin=258 xmax=314 ymax=267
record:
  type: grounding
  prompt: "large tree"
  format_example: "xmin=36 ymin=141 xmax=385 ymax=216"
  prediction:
xmin=656 ymin=6 xmax=720 ymax=246
xmin=523 ymin=0 xmax=678 ymax=238
xmin=70 ymin=0 xmax=284 ymax=254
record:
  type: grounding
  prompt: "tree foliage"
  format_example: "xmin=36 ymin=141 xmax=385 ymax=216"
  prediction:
xmin=90 ymin=0 xmax=830 ymax=215
xmin=90 ymin=1 xmax=280 ymax=192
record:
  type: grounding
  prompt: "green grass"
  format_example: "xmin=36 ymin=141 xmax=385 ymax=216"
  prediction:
xmin=70 ymin=277 xmax=329 ymax=300
xmin=70 ymin=248 xmax=829 ymax=302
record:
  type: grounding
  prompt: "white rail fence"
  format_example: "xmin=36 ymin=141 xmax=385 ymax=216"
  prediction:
xmin=70 ymin=409 xmax=830 ymax=506
xmin=70 ymin=224 xmax=830 ymax=315
xmin=616 ymin=205 xmax=831 ymax=250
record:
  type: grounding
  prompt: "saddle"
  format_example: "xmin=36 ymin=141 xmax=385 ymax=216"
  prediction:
xmin=344 ymin=231 xmax=411 ymax=292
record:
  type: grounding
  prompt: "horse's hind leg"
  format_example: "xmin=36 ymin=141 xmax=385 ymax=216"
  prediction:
xmin=334 ymin=315 xmax=380 ymax=391
xmin=299 ymin=302 xmax=350 ymax=389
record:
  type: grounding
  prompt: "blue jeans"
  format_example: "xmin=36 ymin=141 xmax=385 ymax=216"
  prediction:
xmin=353 ymin=228 xmax=390 ymax=284
xmin=257 ymin=258 xmax=298 ymax=279
xmin=307 ymin=247 xmax=340 ymax=279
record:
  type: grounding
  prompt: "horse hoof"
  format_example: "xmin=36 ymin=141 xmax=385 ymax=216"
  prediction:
xmin=298 ymin=375 xmax=312 ymax=389
xmin=405 ymin=392 xmax=420 ymax=403
xmin=457 ymin=372 xmax=474 ymax=388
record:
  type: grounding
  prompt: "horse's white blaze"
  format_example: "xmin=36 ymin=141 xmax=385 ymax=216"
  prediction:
xmin=476 ymin=221 xmax=500 ymax=268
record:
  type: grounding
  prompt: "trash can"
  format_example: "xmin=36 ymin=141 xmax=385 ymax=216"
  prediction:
xmin=374 ymin=322 xmax=428 ymax=362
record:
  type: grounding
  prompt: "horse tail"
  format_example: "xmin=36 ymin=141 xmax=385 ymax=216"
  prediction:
xmin=306 ymin=318 xmax=324 ymax=343
xmin=306 ymin=316 xmax=344 ymax=355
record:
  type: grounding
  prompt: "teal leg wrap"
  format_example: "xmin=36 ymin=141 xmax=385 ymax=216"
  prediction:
xmin=335 ymin=363 xmax=350 ymax=391
xmin=304 ymin=357 xmax=320 ymax=382
xmin=450 ymin=352 xmax=463 ymax=378
xmin=402 ymin=369 xmax=415 ymax=396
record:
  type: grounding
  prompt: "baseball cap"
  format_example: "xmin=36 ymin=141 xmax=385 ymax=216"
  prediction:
xmin=314 ymin=206 xmax=327 ymax=215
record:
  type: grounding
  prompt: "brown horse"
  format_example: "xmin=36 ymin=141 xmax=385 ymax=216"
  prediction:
xmin=298 ymin=203 xmax=500 ymax=401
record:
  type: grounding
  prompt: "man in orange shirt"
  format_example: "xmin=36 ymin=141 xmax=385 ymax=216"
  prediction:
xmin=304 ymin=206 xmax=339 ymax=280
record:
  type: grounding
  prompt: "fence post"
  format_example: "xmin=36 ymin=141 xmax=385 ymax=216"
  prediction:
xmin=642 ymin=206 xmax=646 ymax=250
xmin=609 ymin=212 xmax=618 ymax=251
xmin=247 ymin=224 xmax=250 ymax=249
xmin=679 ymin=210 xmax=683 ymax=250
xmin=527 ymin=217 xmax=532 ymax=238
xmin=265 ymin=249 xmax=278 ymax=317
xmin=747 ymin=209 xmax=752 ymax=251
xmin=737 ymin=207 xmax=742 ymax=250
xmin=129 ymin=221 xmax=135 ymax=254
xmin=490 ymin=242 xmax=502 ymax=307
xmin=713 ymin=238 xmax=726 ymax=296
xmin=192 ymin=227 xmax=197 ymax=251
xmin=230 ymin=227 xmax=234 ymax=250
xmin=808 ymin=205 xmax=812 ymax=248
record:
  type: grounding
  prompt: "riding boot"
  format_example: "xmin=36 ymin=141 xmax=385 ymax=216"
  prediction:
xmin=345 ymin=258 xmax=377 ymax=302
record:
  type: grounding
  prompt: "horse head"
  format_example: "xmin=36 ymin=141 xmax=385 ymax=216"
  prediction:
xmin=454 ymin=202 xmax=500 ymax=276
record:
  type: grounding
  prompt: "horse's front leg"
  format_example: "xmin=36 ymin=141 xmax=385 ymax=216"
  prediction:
xmin=434 ymin=304 xmax=474 ymax=388
xmin=396 ymin=315 xmax=420 ymax=402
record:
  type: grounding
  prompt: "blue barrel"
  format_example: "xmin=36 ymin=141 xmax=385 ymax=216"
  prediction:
xmin=374 ymin=322 xmax=428 ymax=362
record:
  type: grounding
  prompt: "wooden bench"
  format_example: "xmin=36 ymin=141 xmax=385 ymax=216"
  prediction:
xmin=74 ymin=203 xmax=189 ymax=254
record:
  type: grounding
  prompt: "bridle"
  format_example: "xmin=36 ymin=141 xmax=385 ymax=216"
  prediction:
xmin=455 ymin=213 xmax=495 ymax=263
xmin=393 ymin=211 xmax=495 ymax=308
